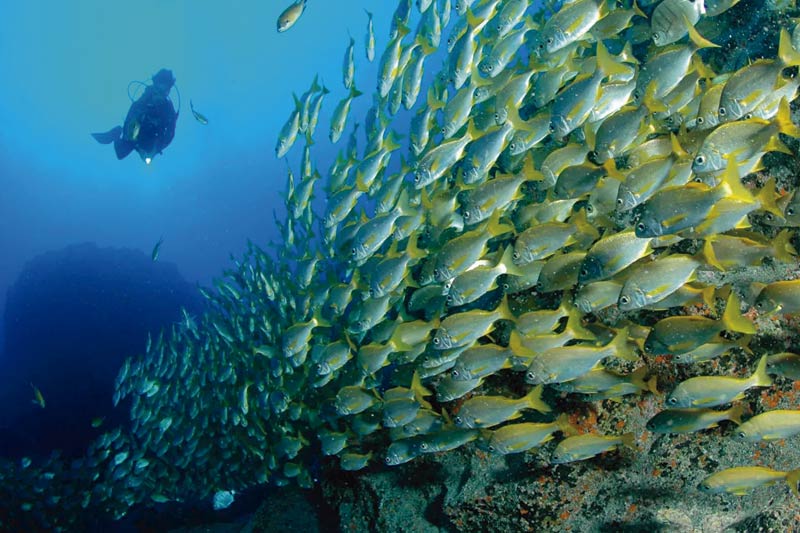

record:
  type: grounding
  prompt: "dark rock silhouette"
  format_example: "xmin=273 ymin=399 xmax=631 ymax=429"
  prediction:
xmin=1 ymin=242 xmax=204 ymax=459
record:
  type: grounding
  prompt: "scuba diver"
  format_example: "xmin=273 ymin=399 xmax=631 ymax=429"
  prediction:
xmin=92 ymin=68 xmax=179 ymax=165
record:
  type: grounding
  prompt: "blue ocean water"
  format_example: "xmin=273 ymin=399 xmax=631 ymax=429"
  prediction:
xmin=0 ymin=1 xmax=396 ymax=526
xmin=0 ymin=10 xmax=402 ymax=396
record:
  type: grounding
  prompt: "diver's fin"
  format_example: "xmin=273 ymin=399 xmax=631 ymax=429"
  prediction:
xmin=114 ymin=138 xmax=135 ymax=159
xmin=91 ymin=126 xmax=122 ymax=145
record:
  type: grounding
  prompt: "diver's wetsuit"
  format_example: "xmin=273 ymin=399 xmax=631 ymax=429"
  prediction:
xmin=92 ymin=68 xmax=178 ymax=162
xmin=124 ymin=85 xmax=177 ymax=158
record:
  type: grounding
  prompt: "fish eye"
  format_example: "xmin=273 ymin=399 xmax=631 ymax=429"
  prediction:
xmin=765 ymin=212 xmax=774 ymax=221
xmin=454 ymin=416 xmax=462 ymax=425
xmin=414 ymin=175 xmax=421 ymax=183
xmin=464 ymin=210 xmax=471 ymax=219
xmin=419 ymin=442 xmax=429 ymax=451
xmin=697 ymin=116 xmax=704 ymax=124
xmin=620 ymin=295 xmax=630 ymax=305
xmin=718 ymin=107 xmax=726 ymax=116
xmin=451 ymin=369 xmax=459 ymax=377
xmin=580 ymin=268 xmax=589 ymax=277
xmin=446 ymin=295 xmax=453 ymax=304
xmin=744 ymin=113 xmax=753 ymax=119
xmin=509 ymin=141 xmax=517 ymax=151
xmin=633 ymin=90 xmax=640 ymax=100
xmin=636 ymin=222 xmax=646 ymax=232
xmin=512 ymin=251 xmax=520 ymax=260
xmin=738 ymin=431 xmax=746 ymax=438
xmin=526 ymin=371 xmax=535 ymax=380
xmin=351 ymin=248 xmax=357 ymax=256
xmin=586 ymin=204 xmax=594 ymax=213
xmin=616 ymin=198 xmax=625 ymax=206
xmin=788 ymin=207 xmax=795 ymax=216
xmin=548 ymin=122 xmax=556 ymax=132
xmin=502 ymin=283 xmax=510 ymax=290
xmin=433 ymin=337 xmax=440 ymax=345
xmin=488 ymin=445 xmax=495 ymax=452
xmin=653 ymin=32 xmax=661 ymax=42
xmin=487 ymin=64 xmax=493 ymax=71
xmin=694 ymin=155 xmax=705 ymax=166
xmin=667 ymin=397 xmax=678 ymax=405
xmin=546 ymin=37 xmax=553 ymax=45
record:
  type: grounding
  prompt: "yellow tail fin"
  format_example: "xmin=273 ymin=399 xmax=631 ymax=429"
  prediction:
xmin=776 ymin=97 xmax=800 ymax=138
xmin=750 ymin=354 xmax=773 ymax=388
xmin=619 ymin=432 xmax=637 ymax=450
xmin=772 ymin=229 xmax=798 ymax=263
xmin=722 ymin=291 xmax=756 ymax=334
xmin=726 ymin=404 xmax=745 ymax=426
xmin=786 ymin=468 xmax=800 ymax=498
xmin=524 ymin=384 xmax=551 ymax=414
xmin=687 ymin=19 xmax=719 ymax=50
xmin=779 ymin=28 xmax=800 ymax=68
xmin=596 ymin=40 xmax=630 ymax=79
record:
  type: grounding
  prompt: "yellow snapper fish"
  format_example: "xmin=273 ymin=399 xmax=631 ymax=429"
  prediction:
xmin=549 ymin=40 xmax=629 ymax=140
xmin=365 ymin=10 xmax=376 ymax=62
xmin=343 ymin=34 xmax=355 ymax=90
xmin=617 ymin=255 xmax=700 ymax=311
xmin=444 ymin=247 xmax=520 ymax=308
xmin=699 ymin=466 xmax=800 ymax=496
xmin=766 ymin=352 xmax=800 ymax=380
xmin=277 ymin=0 xmax=308 ymax=33
xmin=693 ymin=98 xmax=800 ymax=174
xmin=552 ymin=365 xmax=655 ymax=396
xmin=666 ymin=355 xmax=772 ymax=408
xmin=736 ymin=410 xmax=800 ymax=442
xmin=646 ymin=405 xmax=744 ymax=434
xmin=538 ymin=0 xmax=609 ymax=55
xmin=551 ymin=432 xmax=636 ymax=464
xmin=377 ymin=24 xmax=410 ymax=98
xmin=578 ymin=229 xmax=652 ymax=283
xmin=650 ymin=0 xmax=706 ymax=47
xmin=329 ymin=86 xmax=364 ymax=143
xmin=453 ymin=385 xmax=551 ymax=428
xmin=189 ymin=100 xmax=208 ymax=125
xmin=450 ymin=343 xmax=511 ymax=381
xmin=31 ymin=383 xmax=45 ymax=408
xmin=431 ymin=297 xmax=514 ymax=350
xmin=574 ymin=280 xmax=623 ymax=313
xmin=523 ymin=327 xmax=637 ymax=385
xmin=644 ymin=293 xmax=755 ymax=355
xmin=754 ymin=279 xmax=800 ymax=315
xmin=151 ymin=236 xmax=164 ymax=262
xmin=717 ymin=29 xmax=800 ymax=122
xmin=485 ymin=414 xmax=575 ymax=454
xmin=634 ymin=159 xmax=756 ymax=238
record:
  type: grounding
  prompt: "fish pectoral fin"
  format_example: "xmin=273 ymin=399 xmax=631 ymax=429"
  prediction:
xmin=91 ymin=126 xmax=122 ymax=145
xmin=693 ymin=397 xmax=719 ymax=406
xmin=662 ymin=213 xmax=688 ymax=227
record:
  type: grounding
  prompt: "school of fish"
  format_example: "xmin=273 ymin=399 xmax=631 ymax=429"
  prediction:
xmin=5 ymin=0 xmax=800 ymax=529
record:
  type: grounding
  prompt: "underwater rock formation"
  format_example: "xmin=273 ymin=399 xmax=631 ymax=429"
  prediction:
xmin=5 ymin=1 xmax=800 ymax=531
xmin=1 ymin=242 xmax=204 ymax=459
